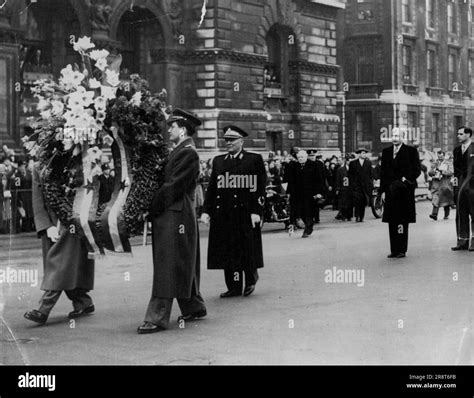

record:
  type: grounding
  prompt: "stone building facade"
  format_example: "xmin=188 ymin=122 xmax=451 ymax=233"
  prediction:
xmin=338 ymin=0 xmax=474 ymax=156
xmin=0 ymin=0 xmax=345 ymax=157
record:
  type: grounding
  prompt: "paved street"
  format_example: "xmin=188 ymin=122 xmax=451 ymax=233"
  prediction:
xmin=0 ymin=200 xmax=472 ymax=365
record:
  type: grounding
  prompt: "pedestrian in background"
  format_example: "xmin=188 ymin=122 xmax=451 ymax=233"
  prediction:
xmin=428 ymin=150 xmax=454 ymax=221
xmin=335 ymin=154 xmax=353 ymax=221
xmin=349 ymin=148 xmax=373 ymax=222
xmin=286 ymin=150 xmax=324 ymax=238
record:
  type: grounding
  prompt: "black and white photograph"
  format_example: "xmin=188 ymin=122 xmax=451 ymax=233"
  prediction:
xmin=0 ymin=0 xmax=473 ymax=394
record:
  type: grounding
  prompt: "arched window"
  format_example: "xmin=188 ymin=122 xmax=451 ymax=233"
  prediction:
xmin=116 ymin=7 xmax=163 ymax=89
xmin=265 ymin=24 xmax=297 ymax=96
xmin=18 ymin=0 xmax=81 ymax=76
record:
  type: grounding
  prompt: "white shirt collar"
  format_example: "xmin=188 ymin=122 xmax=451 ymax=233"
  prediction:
xmin=226 ymin=150 xmax=243 ymax=160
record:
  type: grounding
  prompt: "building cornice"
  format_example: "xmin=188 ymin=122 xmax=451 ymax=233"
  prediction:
xmin=150 ymin=49 xmax=268 ymax=65
xmin=289 ymin=60 xmax=339 ymax=75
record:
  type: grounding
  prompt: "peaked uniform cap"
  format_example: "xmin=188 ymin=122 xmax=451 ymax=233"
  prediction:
xmin=167 ymin=108 xmax=202 ymax=134
xmin=222 ymin=125 xmax=249 ymax=138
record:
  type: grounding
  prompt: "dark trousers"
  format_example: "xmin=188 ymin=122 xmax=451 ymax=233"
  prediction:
xmin=432 ymin=205 xmax=450 ymax=218
xmin=38 ymin=289 xmax=93 ymax=316
xmin=354 ymin=204 xmax=366 ymax=220
xmin=314 ymin=203 xmax=320 ymax=223
xmin=456 ymin=186 xmax=474 ymax=241
xmin=224 ymin=268 xmax=259 ymax=293
xmin=341 ymin=207 xmax=353 ymax=220
xmin=144 ymin=282 xmax=206 ymax=329
xmin=388 ymin=222 xmax=409 ymax=254
xmin=303 ymin=216 xmax=314 ymax=233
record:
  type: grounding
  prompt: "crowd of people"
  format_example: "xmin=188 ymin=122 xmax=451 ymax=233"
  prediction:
xmin=3 ymin=140 xmax=456 ymax=237
xmin=0 ymin=145 xmax=35 ymax=234
xmin=0 ymin=144 xmax=115 ymax=235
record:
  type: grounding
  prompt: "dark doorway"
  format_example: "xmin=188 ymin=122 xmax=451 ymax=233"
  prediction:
xmin=453 ymin=116 xmax=463 ymax=149
xmin=266 ymin=131 xmax=283 ymax=152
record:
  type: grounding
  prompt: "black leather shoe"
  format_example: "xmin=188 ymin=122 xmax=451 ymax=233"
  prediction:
xmin=68 ymin=304 xmax=95 ymax=319
xmin=137 ymin=322 xmax=166 ymax=334
xmin=243 ymin=285 xmax=255 ymax=297
xmin=220 ymin=290 xmax=241 ymax=298
xmin=429 ymin=214 xmax=437 ymax=220
xmin=177 ymin=309 xmax=207 ymax=322
xmin=387 ymin=253 xmax=406 ymax=258
xmin=24 ymin=310 xmax=47 ymax=325
xmin=451 ymin=244 xmax=469 ymax=251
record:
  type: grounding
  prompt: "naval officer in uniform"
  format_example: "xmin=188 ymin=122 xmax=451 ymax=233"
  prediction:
xmin=201 ymin=126 xmax=266 ymax=297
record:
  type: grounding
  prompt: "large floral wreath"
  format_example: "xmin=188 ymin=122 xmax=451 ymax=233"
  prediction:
xmin=24 ymin=36 xmax=170 ymax=254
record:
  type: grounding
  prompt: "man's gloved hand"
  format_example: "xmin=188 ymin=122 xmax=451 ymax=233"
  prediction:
xmin=46 ymin=226 xmax=59 ymax=243
xmin=201 ymin=213 xmax=210 ymax=226
xmin=251 ymin=213 xmax=261 ymax=228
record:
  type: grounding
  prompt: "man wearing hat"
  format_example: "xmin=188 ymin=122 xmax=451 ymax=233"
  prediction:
xmin=138 ymin=109 xmax=207 ymax=334
xmin=286 ymin=150 xmax=325 ymax=237
xmin=379 ymin=127 xmax=421 ymax=258
xmin=451 ymin=126 xmax=474 ymax=251
xmin=335 ymin=154 xmax=353 ymax=221
xmin=349 ymin=148 xmax=373 ymax=222
xmin=201 ymin=125 xmax=266 ymax=297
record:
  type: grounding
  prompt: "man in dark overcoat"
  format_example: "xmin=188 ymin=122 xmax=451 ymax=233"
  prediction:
xmin=201 ymin=126 xmax=266 ymax=298
xmin=451 ymin=126 xmax=474 ymax=251
xmin=138 ymin=109 xmax=207 ymax=334
xmin=24 ymin=163 xmax=95 ymax=325
xmin=380 ymin=127 xmax=421 ymax=258
xmin=286 ymin=150 xmax=324 ymax=238
xmin=335 ymin=154 xmax=353 ymax=221
xmin=349 ymin=148 xmax=373 ymax=222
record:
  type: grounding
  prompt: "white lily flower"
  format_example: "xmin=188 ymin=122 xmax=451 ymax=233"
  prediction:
xmin=63 ymin=111 xmax=78 ymax=128
xmin=60 ymin=65 xmax=85 ymax=90
xmin=40 ymin=109 xmax=52 ymax=120
xmin=80 ymin=90 xmax=95 ymax=107
xmin=96 ymin=111 xmax=106 ymax=122
xmin=63 ymin=138 xmax=74 ymax=151
xmin=73 ymin=36 xmax=95 ymax=53
xmin=105 ymin=69 xmax=120 ymax=87
xmin=101 ymin=85 xmax=117 ymax=100
xmin=130 ymin=92 xmax=142 ymax=106
xmin=37 ymin=98 xmax=50 ymax=111
xmin=95 ymin=58 xmax=108 ymax=71
xmin=89 ymin=78 xmax=101 ymax=89
xmin=67 ymin=91 xmax=86 ymax=111
xmin=50 ymin=100 xmax=65 ymax=116
xmin=89 ymin=49 xmax=109 ymax=61
xmin=94 ymin=96 xmax=107 ymax=111
xmin=102 ymin=134 xmax=114 ymax=147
